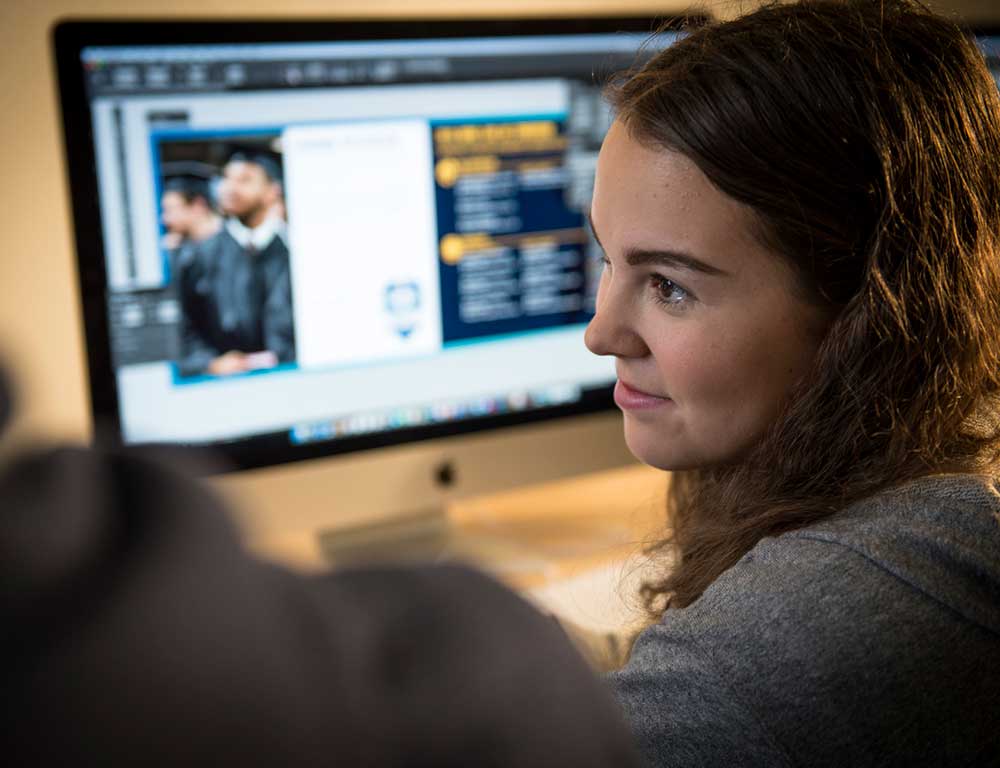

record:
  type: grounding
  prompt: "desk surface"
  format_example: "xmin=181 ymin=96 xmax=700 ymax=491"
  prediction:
xmin=241 ymin=463 xmax=670 ymax=642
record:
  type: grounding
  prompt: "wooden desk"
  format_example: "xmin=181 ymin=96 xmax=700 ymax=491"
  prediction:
xmin=241 ymin=464 xmax=670 ymax=665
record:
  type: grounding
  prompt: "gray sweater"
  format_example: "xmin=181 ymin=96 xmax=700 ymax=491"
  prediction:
xmin=608 ymin=474 xmax=1000 ymax=767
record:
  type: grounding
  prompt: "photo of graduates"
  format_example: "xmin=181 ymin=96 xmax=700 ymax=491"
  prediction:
xmin=156 ymin=135 xmax=296 ymax=378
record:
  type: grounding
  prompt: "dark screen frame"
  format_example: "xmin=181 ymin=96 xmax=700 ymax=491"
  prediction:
xmin=51 ymin=14 xmax=687 ymax=472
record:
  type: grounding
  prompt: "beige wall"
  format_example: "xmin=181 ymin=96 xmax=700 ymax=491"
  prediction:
xmin=0 ymin=0 xmax=996 ymax=451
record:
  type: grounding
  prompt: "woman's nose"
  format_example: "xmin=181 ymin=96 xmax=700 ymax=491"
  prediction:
xmin=584 ymin=286 xmax=648 ymax=359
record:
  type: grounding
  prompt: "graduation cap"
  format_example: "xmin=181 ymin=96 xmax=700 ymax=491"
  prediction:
xmin=224 ymin=146 xmax=283 ymax=186
xmin=160 ymin=160 xmax=216 ymax=205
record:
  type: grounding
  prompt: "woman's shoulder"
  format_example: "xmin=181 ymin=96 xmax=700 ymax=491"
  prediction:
xmin=622 ymin=470 xmax=1000 ymax=695
xmin=614 ymin=473 xmax=1000 ymax=766
xmin=787 ymin=471 xmax=1000 ymax=559
xmin=715 ymin=472 xmax=999 ymax=632
xmin=817 ymin=471 xmax=1000 ymax=533
xmin=768 ymin=472 xmax=1000 ymax=634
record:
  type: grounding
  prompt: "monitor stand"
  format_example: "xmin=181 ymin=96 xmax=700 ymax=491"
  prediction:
xmin=316 ymin=506 xmax=554 ymax=578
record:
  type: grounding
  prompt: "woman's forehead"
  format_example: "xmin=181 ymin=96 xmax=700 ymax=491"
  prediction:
xmin=592 ymin=123 xmax=768 ymax=278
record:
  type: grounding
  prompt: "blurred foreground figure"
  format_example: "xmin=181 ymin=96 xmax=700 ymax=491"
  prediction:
xmin=0 ymin=383 xmax=638 ymax=765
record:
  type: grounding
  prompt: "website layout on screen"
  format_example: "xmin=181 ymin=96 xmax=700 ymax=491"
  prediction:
xmin=81 ymin=33 xmax=673 ymax=444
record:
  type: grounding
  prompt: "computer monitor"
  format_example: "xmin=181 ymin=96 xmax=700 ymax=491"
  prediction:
xmin=976 ymin=31 xmax=1000 ymax=85
xmin=52 ymin=17 xmax=681 ymax=551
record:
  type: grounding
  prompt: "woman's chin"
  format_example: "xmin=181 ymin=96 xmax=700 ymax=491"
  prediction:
xmin=623 ymin=429 xmax=683 ymax=472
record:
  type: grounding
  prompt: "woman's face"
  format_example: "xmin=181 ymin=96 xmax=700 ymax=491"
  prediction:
xmin=585 ymin=121 xmax=829 ymax=471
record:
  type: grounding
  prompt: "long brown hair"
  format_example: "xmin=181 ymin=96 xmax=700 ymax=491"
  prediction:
xmin=607 ymin=0 xmax=1000 ymax=614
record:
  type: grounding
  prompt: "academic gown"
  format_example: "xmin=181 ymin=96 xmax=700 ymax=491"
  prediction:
xmin=178 ymin=227 xmax=295 ymax=377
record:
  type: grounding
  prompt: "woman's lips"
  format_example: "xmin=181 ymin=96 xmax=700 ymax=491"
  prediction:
xmin=614 ymin=379 xmax=672 ymax=411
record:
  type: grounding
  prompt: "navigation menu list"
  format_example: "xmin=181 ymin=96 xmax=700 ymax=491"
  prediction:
xmin=433 ymin=118 xmax=592 ymax=343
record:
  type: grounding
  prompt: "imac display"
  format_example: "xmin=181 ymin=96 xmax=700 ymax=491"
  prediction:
xmin=53 ymin=18 xmax=679 ymax=545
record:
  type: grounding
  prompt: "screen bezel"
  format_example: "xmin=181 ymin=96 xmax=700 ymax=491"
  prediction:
xmin=52 ymin=15 xmax=681 ymax=472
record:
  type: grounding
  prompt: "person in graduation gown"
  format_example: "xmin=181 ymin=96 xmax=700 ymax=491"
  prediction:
xmin=160 ymin=174 xmax=222 ymax=270
xmin=178 ymin=151 xmax=295 ymax=378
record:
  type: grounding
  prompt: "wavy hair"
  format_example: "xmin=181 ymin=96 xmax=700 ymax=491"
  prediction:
xmin=606 ymin=0 xmax=1000 ymax=613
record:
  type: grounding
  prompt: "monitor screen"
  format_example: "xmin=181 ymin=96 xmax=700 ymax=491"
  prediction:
xmin=978 ymin=33 xmax=1000 ymax=86
xmin=54 ymin=19 xmax=678 ymax=472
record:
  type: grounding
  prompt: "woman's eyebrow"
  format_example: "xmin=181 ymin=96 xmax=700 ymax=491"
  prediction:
xmin=587 ymin=212 xmax=731 ymax=277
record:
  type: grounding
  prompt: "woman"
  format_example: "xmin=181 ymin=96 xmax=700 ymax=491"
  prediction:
xmin=586 ymin=0 xmax=1000 ymax=764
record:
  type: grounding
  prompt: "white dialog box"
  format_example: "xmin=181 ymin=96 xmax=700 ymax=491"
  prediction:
xmin=284 ymin=119 xmax=443 ymax=370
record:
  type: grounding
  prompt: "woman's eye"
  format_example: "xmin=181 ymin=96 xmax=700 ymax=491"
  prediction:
xmin=651 ymin=275 xmax=691 ymax=307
